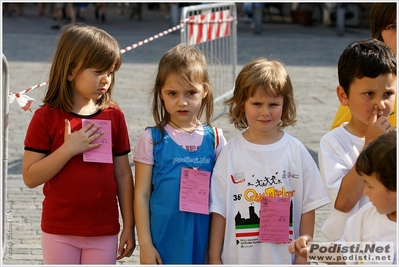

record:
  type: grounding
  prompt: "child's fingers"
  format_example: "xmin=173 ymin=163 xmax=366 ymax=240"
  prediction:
xmin=298 ymin=236 xmax=309 ymax=249
xmin=288 ymin=242 xmax=294 ymax=253
xmin=288 ymin=240 xmax=297 ymax=254
xmin=117 ymin=243 xmax=128 ymax=260
xmin=88 ymin=131 xmax=104 ymax=145
xmin=81 ymin=121 xmax=94 ymax=131
xmin=290 ymin=235 xmax=312 ymax=254
xmin=82 ymin=121 xmax=100 ymax=136
xmin=117 ymin=240 xmax=135 ymax=260
xmin=299 ymin=247 xmax=309 ymax=255
xmin=156 ymin=254 xmax=163 ymax=264
xmin=368 ymin=104 xmax=378 ymax=124
xmin=381 ymin=119 xmax=392 ymax=131
xmin=64 ymin=119 xmax=71 ymax=135
xmin=82 ymin=122 xmax=103 ymax=145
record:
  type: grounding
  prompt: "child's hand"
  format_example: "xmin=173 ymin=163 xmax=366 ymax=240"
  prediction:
xmin=139 ymin=243 xmax=163 ymax=264
xmin=63 ymin=119 xmax=103 ymax=155
xmin=365 ymin=105 xmax=392 ymax=145
xmin=288 ymin=234 xmax=312 ymax=259
xmin=117 ymin=228 xmax=136 ymax=260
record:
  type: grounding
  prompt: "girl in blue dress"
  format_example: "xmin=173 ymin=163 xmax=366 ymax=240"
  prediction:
xmin=133 ymin=43 xmax=226 ymax=264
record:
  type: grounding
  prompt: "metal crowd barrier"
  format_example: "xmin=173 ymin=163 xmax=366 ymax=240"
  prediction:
xmin=180 ymin=2 xmax=237 ymax=120
xmin=1 ymin=54 xmax=10 ymax=259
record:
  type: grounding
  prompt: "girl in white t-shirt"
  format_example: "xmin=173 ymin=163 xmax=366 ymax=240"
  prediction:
xmin=208 ymin=57 xmax=330 ymax=264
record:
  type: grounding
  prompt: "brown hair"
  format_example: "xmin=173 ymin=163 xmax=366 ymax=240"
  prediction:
xmin=151 ymin=43 xmax=213 ymax=130
xmin=225 ymin=57 xmax=296 ymax=130
xmin=370 ymin=3 xmax=397 ymax=41
xmin=356 ymin=130 xmax=397 ymax=192
xmin=43 ymin=24 xmax=122 ymax=112
xmin=337 ymin=38 xmax=396 ymax=96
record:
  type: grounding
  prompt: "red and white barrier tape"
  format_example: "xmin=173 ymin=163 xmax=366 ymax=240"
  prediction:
xmin=120 ymin=22 xmax=184 ymax=53
xmin=9 ymin=15 xmax=236 ymax=112
xmin=188 ymin=10 xmax=233 ymax=45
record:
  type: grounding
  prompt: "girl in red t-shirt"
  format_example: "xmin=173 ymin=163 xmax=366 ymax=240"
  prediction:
xmin=22 ymin=24 xmax=135 ymax=264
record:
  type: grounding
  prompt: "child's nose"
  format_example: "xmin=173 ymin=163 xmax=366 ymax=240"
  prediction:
xmin=100 ymin=73 xmax=111 ymax=84
xmin=260 ymin=107 xmax=269 ymax=116
xmin=375 ymin=99 xmax=387 ymax=111
xmin=178 ymin=95 xmax=188 ymax=105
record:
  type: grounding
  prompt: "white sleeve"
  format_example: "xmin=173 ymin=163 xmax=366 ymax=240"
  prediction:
xmin=214 ymin=127 xmax=227 ymax=159
xmin=297 ymin=140 xmax=330 ymax=213
xmin=318 ymin=135 xmax=352 ymax=204
xmin=210 ymin=144 xmax=229 ymax=217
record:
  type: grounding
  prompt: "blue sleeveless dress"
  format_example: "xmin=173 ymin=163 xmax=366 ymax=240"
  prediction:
xmin=149 ymin=126 xmax=216 ymax=264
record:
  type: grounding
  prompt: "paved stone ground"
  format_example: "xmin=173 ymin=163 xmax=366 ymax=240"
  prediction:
xmin=2 ymin=3 xmax=370 ymax=265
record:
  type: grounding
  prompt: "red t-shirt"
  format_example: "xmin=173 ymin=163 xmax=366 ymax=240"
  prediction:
xmin=24 ymin=105 xmax=130 ymax=237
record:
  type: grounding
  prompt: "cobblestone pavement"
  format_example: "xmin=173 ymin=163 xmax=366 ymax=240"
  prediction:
xmin=2 ymin=3 xmax=370 ymax=265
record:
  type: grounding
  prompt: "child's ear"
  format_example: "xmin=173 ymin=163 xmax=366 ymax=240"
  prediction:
xmin=336 ymin=85 xmax=349 ymax=106
xmin=202 ymin=88 xmax=208 ymax=99
xmin=67 ymin=71 xmax=75 ymax=81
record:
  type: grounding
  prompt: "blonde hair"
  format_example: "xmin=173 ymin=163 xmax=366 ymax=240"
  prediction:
xmin=225 ymin=58 xmax=296 ymax=130
xmin=43 ymin=24 xmax=122 ymax=112
xmin=151 ymin=43 xmax=213 ymax=130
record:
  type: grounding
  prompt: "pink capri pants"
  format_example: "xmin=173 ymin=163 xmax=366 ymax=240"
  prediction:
xmin=41 ymin=232 xmax=118 ymax=264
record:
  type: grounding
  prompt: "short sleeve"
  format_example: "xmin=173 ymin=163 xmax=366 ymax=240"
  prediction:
xmin=133 ymin=128 xmax=154 ymax=165
xmin=113 ymin=109 xmax=131 ymax=156
xmin=214 ymin=127 xmax=227 ymax=159
xmin=24 ymin=109 xmax=51 ymax=154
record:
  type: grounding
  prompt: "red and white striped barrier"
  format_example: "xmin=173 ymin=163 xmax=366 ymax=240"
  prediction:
xmin=188 ymin=10 xmax=233 ymax=45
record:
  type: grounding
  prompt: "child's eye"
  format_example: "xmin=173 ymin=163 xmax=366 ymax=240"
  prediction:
xmin=168 ymin=92 xmax=177 ymax=96
xmin=365 ymin=92 xmax=374 ymax=97
xmin=94 ymin=70 xmax=113 ymax=76
xmin=386 ymin=24 xmax=396 ymax=30
xmin=384 ymin=92 xmax=395 ymax=98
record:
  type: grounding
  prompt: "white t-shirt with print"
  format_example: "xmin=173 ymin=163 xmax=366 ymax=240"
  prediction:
xmin=210 ymin=132 xmax=330 ymax=264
